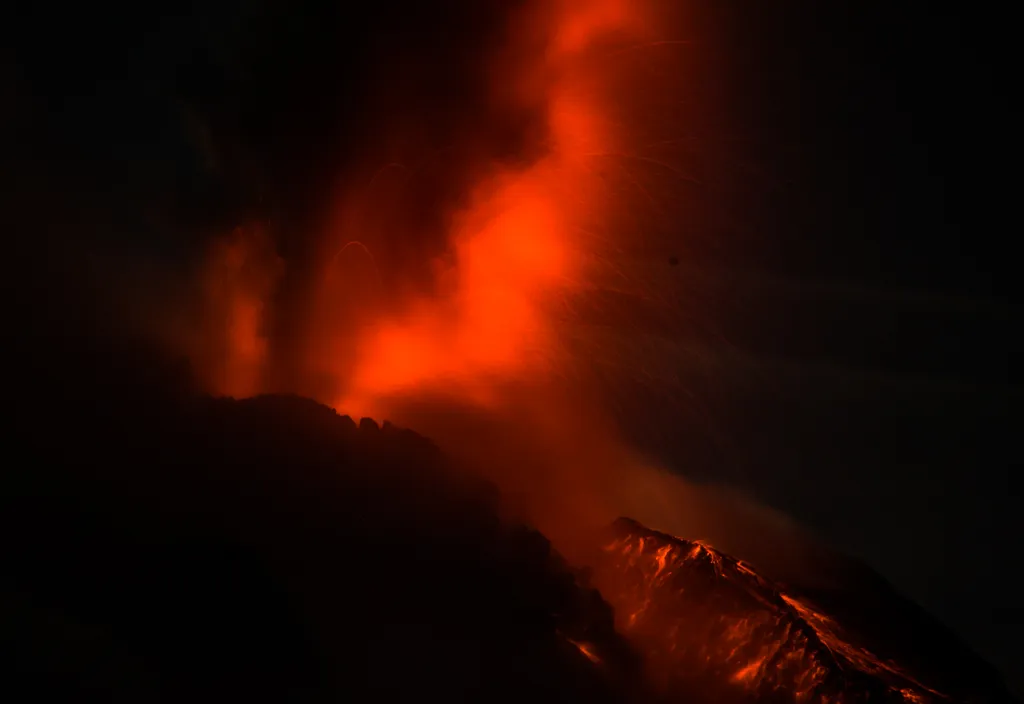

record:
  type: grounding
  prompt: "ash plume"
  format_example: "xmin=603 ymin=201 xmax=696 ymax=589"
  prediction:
xmin=7 ymin=0 xmax=865 ymax=592
xmin=6 ymin=1 xmax=1018 ymax=699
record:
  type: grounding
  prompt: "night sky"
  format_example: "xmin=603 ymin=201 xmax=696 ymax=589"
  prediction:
xmin=4 ymin=0 xmax=1021 ymax=695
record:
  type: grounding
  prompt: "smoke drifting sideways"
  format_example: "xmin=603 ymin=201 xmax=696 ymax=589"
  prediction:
xmin=14 ymin=0 xmax=831 ymax=585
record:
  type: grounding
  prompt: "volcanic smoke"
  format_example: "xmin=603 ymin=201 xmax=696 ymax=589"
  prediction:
xmin=165 ymin=0 xmax=706 ymax=548
xmin=154 ymin=0 xmax=903 ymax=604
xmin=84 ymin=1 xmax=1013 ymax=701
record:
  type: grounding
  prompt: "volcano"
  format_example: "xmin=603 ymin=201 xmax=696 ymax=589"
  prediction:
xmin=589 ymin=518 xmax=1015 ymax=703
xmin=4 ymin=341 xmax=1015 ymax=703
xmin=4 ymin=386 xmax=642 ymax=702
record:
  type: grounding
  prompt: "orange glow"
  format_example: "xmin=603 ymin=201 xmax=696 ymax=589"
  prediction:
xmin=731 ymin=654 xmax=767 ymax=684
xmin=175 ymin=0 xmax=701 ymax=554
xmin=160 ymin=7 xmax=970 ymax=701
xmin=184 ymin=224 xmax=283 ymax=399
xmin=592 ymin=520 xmax=947 ymax=703
xmin=342 ymin=171 xmax=576 ymax=407
xmin=551 ymin=0 xmax=636 ymax=57
xmin=170 ymin=0 xmax=800 ymax=632
xmin=186 ymin=0 xmax=652 ymax=392
xmin=567 ymin=636 xmax=603 ymax=665
xmin=332 ymin=0 xmax=642 ymax=417
xmin=780 ymin=594 xmax=948 ymax=702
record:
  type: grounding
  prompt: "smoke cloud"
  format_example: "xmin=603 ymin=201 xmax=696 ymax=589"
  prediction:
xmin=8 ymin=0 xmax=833 ymax=586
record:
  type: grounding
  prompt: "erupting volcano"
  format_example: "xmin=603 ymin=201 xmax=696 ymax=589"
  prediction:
xmin=5 ymin=0 xmax=1018 ymax=700
xmin=7 ymin=384 xmax=1014 ymax=702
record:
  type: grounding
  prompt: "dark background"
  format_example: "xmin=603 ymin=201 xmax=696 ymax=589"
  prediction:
xmin=697 ymin=3 xmax=1022 ymax=692
xmin=3 ymin=0 xmax=1020 ymax=695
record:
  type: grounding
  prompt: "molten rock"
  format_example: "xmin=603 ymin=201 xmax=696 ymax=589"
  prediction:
xmin=589 ymin=518 xmax=1015 ymax=703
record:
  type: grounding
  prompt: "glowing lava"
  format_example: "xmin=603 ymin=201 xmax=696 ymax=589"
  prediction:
xmin=591 ymin=518 xmax=948 ymax=703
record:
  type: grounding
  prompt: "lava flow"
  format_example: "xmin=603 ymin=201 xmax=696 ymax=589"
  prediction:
xmin=589 ymin=518 xmax=950 ymax=704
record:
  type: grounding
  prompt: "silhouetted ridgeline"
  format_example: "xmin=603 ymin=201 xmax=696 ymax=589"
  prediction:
xmin=3 ymin=348 xmax=645 ymax=703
